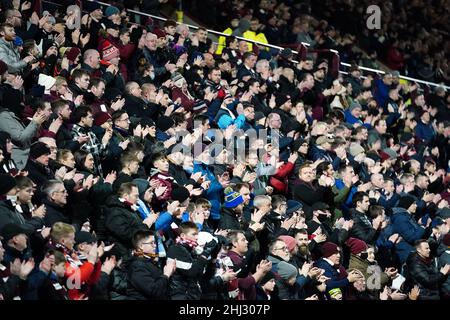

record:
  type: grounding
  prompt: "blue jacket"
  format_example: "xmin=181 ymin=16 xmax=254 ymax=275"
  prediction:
xmin=314 ymin=258 xmax=349 ymax=294
xmin=415 ymin=121 xmax=435 ymax=144
xmin=374 ymin=79 xmax=389 ymax=107
xmin=193 ymin=161 xmax=223 ymax=220
xmin=390 ymin=207 xmax=426 ymax=264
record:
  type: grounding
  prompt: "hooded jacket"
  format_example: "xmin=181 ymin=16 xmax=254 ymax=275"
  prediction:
xmin=390 ymin=207 xmax=426 ymax=264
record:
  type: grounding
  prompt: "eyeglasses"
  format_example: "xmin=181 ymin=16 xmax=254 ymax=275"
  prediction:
xmin=142 ymin=241 xmax=156 ymax=245
xmin=54 ymin=190 xmax=68 ymax=194
xmin=118 ymin=117 xmax=130 ymax=122
xmin=274 ymin=246 xmax=288 ymax=252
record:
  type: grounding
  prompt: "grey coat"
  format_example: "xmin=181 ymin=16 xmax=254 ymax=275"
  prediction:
xmin=0 ymin=110 xmax=39 ymax=169
xmin=0 ymin=38 xmax=27 ymax=73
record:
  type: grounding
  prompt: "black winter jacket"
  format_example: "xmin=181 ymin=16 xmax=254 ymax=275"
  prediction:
xmin=126 ymin=256 xmax=170 ymax=300
xmin=404 ymin=252 xmax=448 ymax=300
xmin=104 ymin=196 xmax=149 ymax=253
xmin=166 ymin=243 xmax=208 ymax=300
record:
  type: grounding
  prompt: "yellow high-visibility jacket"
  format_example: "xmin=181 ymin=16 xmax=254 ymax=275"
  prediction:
xmin=242 ymin=30 xmax=269 ymax=51
xmin=216 ymin=28 xmax=233 ymax=55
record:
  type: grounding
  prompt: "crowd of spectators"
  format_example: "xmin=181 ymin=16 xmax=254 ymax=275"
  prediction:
xmin=0 ymin=0 xmax=449 ymax=301
xmin=188 ymin=0 xmax=450 ymax=85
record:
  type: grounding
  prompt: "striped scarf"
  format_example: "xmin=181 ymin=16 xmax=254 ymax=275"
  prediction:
xmin=176 ymin=236 xmax=198 ymax=249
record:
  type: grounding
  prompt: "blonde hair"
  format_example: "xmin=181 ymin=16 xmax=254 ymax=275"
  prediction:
xmin=51 ymin=222 xmax=75 ymax=243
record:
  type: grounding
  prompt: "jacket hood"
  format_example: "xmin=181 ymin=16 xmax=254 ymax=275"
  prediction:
xmin=391 ymin=207 xmax=410 ymax=217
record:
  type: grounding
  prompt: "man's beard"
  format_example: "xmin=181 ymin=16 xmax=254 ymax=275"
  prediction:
xmin=4 ymin=34 xmax=15 ymax=41
xmin=298 ymin=245 xmax=309 ymax=256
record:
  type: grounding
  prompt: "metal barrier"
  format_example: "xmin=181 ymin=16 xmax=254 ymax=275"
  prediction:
xmin=44 ymin=0 xmax=450 ymax=90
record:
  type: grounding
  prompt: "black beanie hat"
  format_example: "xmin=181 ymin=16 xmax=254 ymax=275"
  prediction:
xmin=260 ymin=271 xmax=276 ymax=286
xmin=0 ymin=173 xmax=17 ymax=195
xmin=275 ymin=94 xmax=290 ymax=107
xmin=29 ymin=142 xmax=51 ymax=160
xmin=171 ymin=186 xmax=190 ymax=203
xmin=156 ymin=116 xmax=175 ymax=132
xmin=397 ymin=196 xmax=416 ymax=210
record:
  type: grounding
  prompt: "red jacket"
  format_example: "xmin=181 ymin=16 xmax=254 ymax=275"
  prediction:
xmin=269 ymin=161 xmax=294 ymax=193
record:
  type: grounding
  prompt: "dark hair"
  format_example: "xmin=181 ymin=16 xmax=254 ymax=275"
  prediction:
xmin=293 ymin=229 xmax=308 ymax=237
xmin=242 ymin=52 xmax=256 ymax=62
xmin=171 ymin=113 xmax=186 ymax=126
xmin=368 ymin=205 xmax=384 ymax=219
xmin=150 ymin=152 xmax=167 ymax=166
xmin=352 ymin=191 xmax=368 ymax=207
xmin=72 ymin=106 xmax=92 ymax=124
xmin=117 ymin=182 xmax=137 ymax=197
xmin=111 ymin=110 xmax=127 ymax=124
xmin=225 ymin=35 xmax=237 ymax=47
xmin=272 ymin=194 xmax=286 ymax=208
xmin=15 ymin=175 xmax=33 ymax=189
xmin=71 ymin=69 xmax=90 ymax=81
xmin=193 ymin=114 xmax=209 ymax=125
xmin=414 ymin=239 xmax=428 ymax=249
xmin=316 ymin=161 xmax=332 ymax=176
xmin=179 ymin=221 xmax=198 ymax=235
xmin=89 ymin=77 xmax=106 ymax=90
xmin=74 ymin=149 xmax=91 ymax=171
xmin=132 ymin=229 xmax=155 ymax=249
xmin=51 ymin=99 xmax=69 ymax=113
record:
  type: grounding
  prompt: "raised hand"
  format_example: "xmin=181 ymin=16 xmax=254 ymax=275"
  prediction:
xmin=32 ymin=204 xmax=46 ymax=219
xmin=110 ymin=98 xmax=125 ymax=111
xmin=154 ymin=185 xmax=168 ymax=198
xmin=164 ymin=259 xmax=177 ymax=277
xmin=143 ymin=213 xmax=159 ymax=228
xmin=408 ymin=285 xmax=420 ymax=300
xmin=101 ymin=256 xmax=117 ymax=275
xmin=104 ymin=171 xmax=117 ymax=185
xmin=19 ymin=258 xmax=35 ymax=280
xmin=251 ymin=209 xmax=266 ymax=224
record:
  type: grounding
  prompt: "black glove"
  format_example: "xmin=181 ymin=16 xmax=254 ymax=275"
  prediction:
xmin=201 ymin=239 xmax=219 ymax=260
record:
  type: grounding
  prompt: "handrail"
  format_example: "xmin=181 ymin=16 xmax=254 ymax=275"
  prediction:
xmin=47 ymin=0 xmax=450 ymax=90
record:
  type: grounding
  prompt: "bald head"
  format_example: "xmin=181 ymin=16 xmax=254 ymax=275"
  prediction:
xmin=83 ymin=49 xmax=100 ymax=69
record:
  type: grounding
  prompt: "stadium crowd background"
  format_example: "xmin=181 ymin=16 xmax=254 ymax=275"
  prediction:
xmin=0 ymin=0 xmax=449 ymax=300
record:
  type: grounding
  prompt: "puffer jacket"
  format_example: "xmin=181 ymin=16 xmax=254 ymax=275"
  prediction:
xmin=0 ymin=38 xmax=27 ymax=73
xmin=104 ymin=195 xmax=149 ymax=254
xmin=0 ymin=109 xmax=40 ymax=170
xmin=390 ymin=207 xmax=426 ymax=264
xmin=404 ymin=252 xmax=448 ymax=300
xmin=126 ymin=256 xmax=170 ymax=300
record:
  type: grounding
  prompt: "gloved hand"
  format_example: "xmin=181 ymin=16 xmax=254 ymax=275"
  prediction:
xmin=201 ymin=239 xmax=219 ymax=260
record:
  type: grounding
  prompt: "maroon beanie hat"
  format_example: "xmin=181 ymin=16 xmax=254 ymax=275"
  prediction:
xmin=66 ymin=47 xmax=81 ymax=63
xmin=345 ymin=237 xmax=368 ymax=255
xmin=321 ymin=242 xmax=340 ymax=258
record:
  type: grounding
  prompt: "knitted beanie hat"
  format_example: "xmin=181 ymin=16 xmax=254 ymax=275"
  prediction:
xmin=278 ymin=235 xmax=297 ymax=253
xmin=223 ymin=187 xmax=244 ymax=208
xmin=321 ymin=242 xmax=339 ymax=258
xmin=345 ymin=237 xmax=368 ymax=255
xmin=101 ymin=40 xmax=120 ymax=61
xmin=277 ymin=261 xmax=298 ymax=281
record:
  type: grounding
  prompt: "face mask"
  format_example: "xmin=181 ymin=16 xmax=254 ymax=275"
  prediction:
xmin=360 ymin=252 xmax=369 ymax=260
xmin=149 ymin=72 xmax=155 ymax=80
xmin=184 ymin=166 xmax=193 ymax=174
xmin=6 ymin=195 xmax=17 ymax=202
